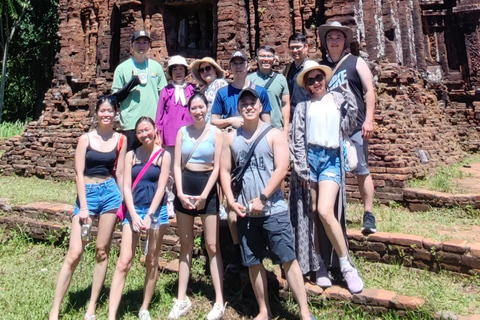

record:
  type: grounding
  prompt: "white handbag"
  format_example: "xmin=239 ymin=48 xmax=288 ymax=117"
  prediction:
xmin=343 ymin=135 xmax=358 ymax=172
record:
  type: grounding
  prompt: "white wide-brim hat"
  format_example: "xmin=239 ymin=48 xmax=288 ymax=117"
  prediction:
xmin=318 ymin=21 xmax=353 ymax=50
xmin=296 ymin=60 xmax=333 ymax=89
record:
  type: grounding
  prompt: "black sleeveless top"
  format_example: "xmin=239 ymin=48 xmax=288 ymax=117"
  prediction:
xmin=84 ymin=135 xmax=118 ymax=176
xmin=322 ymin=55 xmax=365 ymax=134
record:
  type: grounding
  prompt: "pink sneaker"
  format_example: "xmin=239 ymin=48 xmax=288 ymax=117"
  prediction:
xmin=342 ymin=266 xmax=364 ymax=293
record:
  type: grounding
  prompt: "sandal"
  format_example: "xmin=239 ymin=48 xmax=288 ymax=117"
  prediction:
xmin=84 ymin=314 xmax=96 ymax=320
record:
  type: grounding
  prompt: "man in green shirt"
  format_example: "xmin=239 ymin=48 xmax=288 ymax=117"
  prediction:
xmin=112 ymin=30 xmax=167 ymax=150
xmin=248 ymin=45 xmax=290 ymax=139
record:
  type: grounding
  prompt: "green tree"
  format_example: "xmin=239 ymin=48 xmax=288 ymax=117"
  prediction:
xmin=0 ymin=0 xmax=29 ymax=123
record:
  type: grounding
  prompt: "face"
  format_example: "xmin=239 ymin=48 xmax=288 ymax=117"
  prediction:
xmin=135 ymin=120 xmax=156 ymax=145
xmin=132 ymin=37 xmax=150 ymax=55
xmin=238 ymin=95 xmax=261 ymax=120
xmin=257 ymin=49 xmax=275 ymax=72
xmin=96 ymin=102 xmax=115 ymax=126
xmin=230 ymin=58 xmax=249 ymax=79
xmin=189 ymin=97 xmax=208 ymax=122
xmin=289 ymin=40 xmax=309 ymax=62
xmin=171 ymin=65 xmax=186 ymax=84
xmin=305 ymin=69 xmax=326 ymax=96
xmin=199 ymin=62 xmax=217 ymax=84
xmin=326 ymin=30 xmax=347 ymax=54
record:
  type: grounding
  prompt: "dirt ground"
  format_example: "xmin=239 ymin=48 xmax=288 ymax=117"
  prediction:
xmin=457 ymin=163 xmax=480 ymax=194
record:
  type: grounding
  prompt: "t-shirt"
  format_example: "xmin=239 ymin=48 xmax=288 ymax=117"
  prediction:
xmin=247 ymin=71 xmax=289 ymax=129
xmin=112 ymin=58 xmax=167 ymax=130
xmin=211 ymin=83 xmax=272 ymax=118
xmin=284 ymin=60 xmax=309 ymax=119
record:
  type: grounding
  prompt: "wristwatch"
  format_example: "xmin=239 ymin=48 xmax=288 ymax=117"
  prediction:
xmin=260 ymin=193 xmax=268 ymax=203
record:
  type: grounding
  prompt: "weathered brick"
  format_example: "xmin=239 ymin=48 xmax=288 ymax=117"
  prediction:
xmin=323 ymin=286 xmax=352 ymax=301
xmin=352 ymin=288 xmax=397 ymax=308
xmin=389 ymin=233 xmax=424 ymax=248
xmin=469 ymin=242 xmax=480 ymax=258
xmin=423 ymin=238 xmax=443 ymax=251
xmin=395 ymin=295 xmax=425 ymax=310
xmin=443 ymin=239 xmax=469 ymax=254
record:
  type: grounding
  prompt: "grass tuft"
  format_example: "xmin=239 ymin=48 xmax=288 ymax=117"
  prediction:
xmin=0 ymin=120 xmax=28 ymax=139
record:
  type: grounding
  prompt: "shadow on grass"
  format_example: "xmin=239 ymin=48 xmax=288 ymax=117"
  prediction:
xmin=64 ymin=286 xmax=110 ymax=314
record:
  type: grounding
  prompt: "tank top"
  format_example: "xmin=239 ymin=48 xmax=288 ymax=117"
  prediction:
xmin=322 ymin=55 xmax=365 ymax=134
xmin=180 ymin=125 xmax=215 ymax=164
xmin=307 ymin=93 xmax=340 ymax=148
xmin=131 ymin=149 xmax=164 ymax=208
xmin=84 ymin=134 xmax=119 ymax=176
xmin=231 ymin=123 xmax=287 ymax=217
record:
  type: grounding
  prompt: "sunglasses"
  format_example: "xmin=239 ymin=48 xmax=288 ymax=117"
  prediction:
xmin=306 ymin=74 xmax=324 ymax=86
xmin=198 ymin=65 xmax=213 ymax=74
xmin=98 ymin=95 xmax=117 ymax=103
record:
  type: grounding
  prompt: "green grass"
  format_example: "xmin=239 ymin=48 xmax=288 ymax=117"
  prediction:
xmin=0 ymin=120 xmax=28 ymax=139
xmin=0 ymin=175 xmax=76 ymax=205
xmin=1 ymin=227 xmax=476 ymax=319
xmin=347 ymin=202 xmax=480 ymax=242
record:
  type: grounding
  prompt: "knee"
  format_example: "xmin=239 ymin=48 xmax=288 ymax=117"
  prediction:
xmin=205 ymin=241 xmax=218 ymax=257
xmin=180 ymin=240 xmax=194 ymax=254
xmin=65 ymin=249 xmax=83 ymax=267
xmin=145 ymin=254 xmax=158 ymax=270
xmin=95 ymin=246 xmax=110 ymax=263
xmin=317 ymin=205 xmax=333 ymax=221
xmin=116 ymin=258 xmax=132 ymax=273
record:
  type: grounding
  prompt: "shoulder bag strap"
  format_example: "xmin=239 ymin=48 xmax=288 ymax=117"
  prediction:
xmin=331 ymin=53 xmax=351 ymax=77
xmin=234 ymin=125 xmax=273 ymax=179
xmin=131 ymin=148 xmax=164 ymax=191
xmin=182 ymin=125 xmax=211 ymax=171
xmin=263 ymin=73 xmax=278 ymax=91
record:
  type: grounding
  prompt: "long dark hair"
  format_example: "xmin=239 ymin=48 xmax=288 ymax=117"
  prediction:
xmin=96 ymin=95 xmax=118 ymax=113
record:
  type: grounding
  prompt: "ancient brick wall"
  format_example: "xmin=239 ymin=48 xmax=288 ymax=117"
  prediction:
xmin=0 ymin=0 xmax=479 ymax=202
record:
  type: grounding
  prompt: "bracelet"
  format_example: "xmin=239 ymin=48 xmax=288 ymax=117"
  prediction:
xmin=147 ymin=212 xmax=155 ymax=217
xmin=79 ymin=208 xmax=88 ymax=212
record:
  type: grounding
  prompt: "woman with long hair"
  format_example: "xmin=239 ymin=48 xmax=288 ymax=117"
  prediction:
xmin=50 ymin=95 xmax=126 ymax=320
xmin=167 ymin=92 xmax=225 ymax=320
xmin=290 ymin=60 xmax=363 ymax=294
xmin=108 ymin=117 xmax=171 ymax=320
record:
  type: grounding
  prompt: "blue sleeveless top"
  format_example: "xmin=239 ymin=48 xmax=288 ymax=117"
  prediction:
xmin=131 ymin=149 xmax=164 ymax=208
xmin=180 ymin=126 xmax=215 ymax=164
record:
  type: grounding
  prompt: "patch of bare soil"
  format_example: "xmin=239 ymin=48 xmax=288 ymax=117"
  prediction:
xmin=436 ymin=225 xmax=480 ymax=243
xmin=457 ymin=163 xmax=480 ymax=194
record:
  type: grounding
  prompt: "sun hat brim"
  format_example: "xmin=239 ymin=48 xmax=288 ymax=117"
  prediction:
xmin=296 ymin=60 xmax=333 ymax=89
xmin=190 ymin=57 xmax=226 ymax=86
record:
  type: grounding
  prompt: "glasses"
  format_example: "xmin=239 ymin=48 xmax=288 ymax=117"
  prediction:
xmin=306 ymin=74 xmax=324 ymax=86
xmin=289 ymin=45 xmax=304 ymax=51
xmin=326 ymin=37 xmax=345 ymax=42
xmin=198 ymin=65 xmax=212 ymax=74
xmin=258 ymin=55 xmax=274 ymax=59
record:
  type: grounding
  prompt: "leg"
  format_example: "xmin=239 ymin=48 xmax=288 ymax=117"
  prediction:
xmin=357 ymin=174 xmax=374 ymax=213
xmin=176 ymin=212 xmax=195 ymax=301
xmin=108 ymin=224 xmax=140 ymax=320
xmin=225 ymin=207 xmax=243 ymax=273
xmin=85 ymin=212 xmax=118 ymax=317
xmin=201 ymin=214 xmax=224 ymax=305
xmin=227 ymin=208 xmax=239 ymax=244
xmin=140 ymin=225 xmax=168 ymax=311
xmin=248 ymin=264 xmax=272 ymax=320
xmin=49 ymin=216 xmax=85 ymax=320
xmin=282 ymin=260 xmax=312 ymax=320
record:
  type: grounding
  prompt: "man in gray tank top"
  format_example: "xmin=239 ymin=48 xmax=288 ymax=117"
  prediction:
xmin=220 ymin=87 xmax=316 ymax=320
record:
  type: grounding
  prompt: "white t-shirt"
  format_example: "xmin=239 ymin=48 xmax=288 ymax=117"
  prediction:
xmin=307 ymin=93 xmax=340 ymax=148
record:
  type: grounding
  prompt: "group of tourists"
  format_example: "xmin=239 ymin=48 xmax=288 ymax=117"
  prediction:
xmin=49 ymin=20 xmax=378 ymax=320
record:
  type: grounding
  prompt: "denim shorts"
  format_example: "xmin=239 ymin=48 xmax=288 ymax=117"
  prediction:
xmin=350 ymin=131 xmax=370 ymax=175
xmin=307 ymin=145 xmax=341 ymax=185
xmin=237 ymin=210 xmax=297 ymax=267
xmin=122 ymin=205 xmax=169 ymax=230
xmin=73 ymin=178 xmax=122 ymax=216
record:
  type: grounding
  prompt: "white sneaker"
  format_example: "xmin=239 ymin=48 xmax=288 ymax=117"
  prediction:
xmin=168 ymin=297 xmax=192 ymax=319
xmin=206 ymin=302 xmax=226 ymax=320
xmin=138 ymin=309 xmax=151 ymax=320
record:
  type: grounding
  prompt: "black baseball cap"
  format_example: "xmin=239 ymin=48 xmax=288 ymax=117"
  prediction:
xmin=229 ymin=50 xmax=248 ymax=63
xmin=238 ymin=87 xmax=259 ymax=101
xmin=131 ymin=30 xmax=151 ymax=42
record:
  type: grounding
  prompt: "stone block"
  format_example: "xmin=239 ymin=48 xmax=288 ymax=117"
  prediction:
xmin=352 ymin=288 xmax=397 ymax=308
xmin=305 ymin=282 xmax=322 ymax=296
xmin=368 ymin=232 xmax=391 ymax=242
xmin=413 ymin=248 xmax=433 ymax=261
xmin=356 ymin=251 xmax=382 ymax=262
xmin=423 ymin=238 xmax=443 ymax=251
xmin=468 ymin=242 xmax=480 ymax=258
xmin=323 ymin=286 xmax=352 ymax=301
xmin=389 ymin=233 xmax=424 ymax=248
xmin=443 ymin=239 xmax=469 ymax=254
xmin=461 ymin=255 xmax=480 ymax=269
xmin=395 ymin=295 xmax=425 ymax=310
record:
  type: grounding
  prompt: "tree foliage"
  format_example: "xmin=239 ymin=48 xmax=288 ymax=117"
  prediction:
xmin=1 ymin=0 xmax=58 ymax=122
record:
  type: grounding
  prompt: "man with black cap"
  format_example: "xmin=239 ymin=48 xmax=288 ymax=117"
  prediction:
xmin=220 ymin=87 xmax=316 ymax=320
xmin=211 ymin=50 xmax=272 ymax=273
xmin=112 ymin=30 xmax=167 ymax=151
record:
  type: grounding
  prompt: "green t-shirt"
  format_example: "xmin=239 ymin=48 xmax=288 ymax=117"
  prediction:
xmin=112 ymin=58 xmax=167 ymax=130
xmin=248 ymin=71 xmax=289 ymax=129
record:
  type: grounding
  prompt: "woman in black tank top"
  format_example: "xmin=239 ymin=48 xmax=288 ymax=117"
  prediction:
xmin=50 ymin=96 xmax=126 ymax=320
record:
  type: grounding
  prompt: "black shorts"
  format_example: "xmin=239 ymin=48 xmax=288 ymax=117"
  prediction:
xmin=173 ymin=168 xmax=219 ymax=216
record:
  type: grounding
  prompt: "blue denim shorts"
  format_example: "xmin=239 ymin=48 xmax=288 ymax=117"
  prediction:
xmin=73 ymin=178 xmax=122 ymax=216
xmin=307 ymin=145 xmax=341 ymax=185
xmin=237 ymin=210 xmax=297 ymax=267
xmin=122 ymin=205 xmax=169 ymax=230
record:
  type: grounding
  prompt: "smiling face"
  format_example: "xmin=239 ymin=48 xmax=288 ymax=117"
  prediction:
xmin=189 ymin=96 xmax=208 ymax=123
xmin=305 ymin=69 xmax=326 ymax=97
xmin=132 ymin=37 xmax=150 ymax=56
xmin=230 ymin=57 xmax=249 ymax=80
xmin=96 ymin=101 xmax=115 ymax=127
xmin=135 ymin=120 xmax=156 ymax=145
xmin=199 ymin=62 xmax=217 ymax=85
xmin=256 ymin=49 xmax=275 ymax=73
xmin=325 ymin=30 xmax=347 ymax=55
xmin=238 ymin=94 xmax=261 ymax=121
xmin=171 ymin=65 xmax=187 ymax=84
xmin=289 ymin=40 xmax=309 ymax=64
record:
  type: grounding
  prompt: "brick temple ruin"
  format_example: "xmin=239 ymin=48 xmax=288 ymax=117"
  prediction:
xmin=0 ymin=0 xmax=479 ymax=203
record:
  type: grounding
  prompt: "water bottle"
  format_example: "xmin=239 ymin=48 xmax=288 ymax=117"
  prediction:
xmin=81 ymin=224 xmax=91 ymax=242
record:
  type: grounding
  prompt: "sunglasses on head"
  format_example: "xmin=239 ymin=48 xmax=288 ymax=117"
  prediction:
xmin=306 ymin=73 xmax=324 ymax=86
xmin=98 ymin=95 xmax=117 ymax=103
xmin=199 ymin=65 xmax=213 ymax=74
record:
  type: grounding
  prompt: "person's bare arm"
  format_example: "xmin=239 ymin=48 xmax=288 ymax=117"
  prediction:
xmin=356 ymin=58 xmax=376 ymax=141
xmin=281 ymin=94 xmax=291 ymax=140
